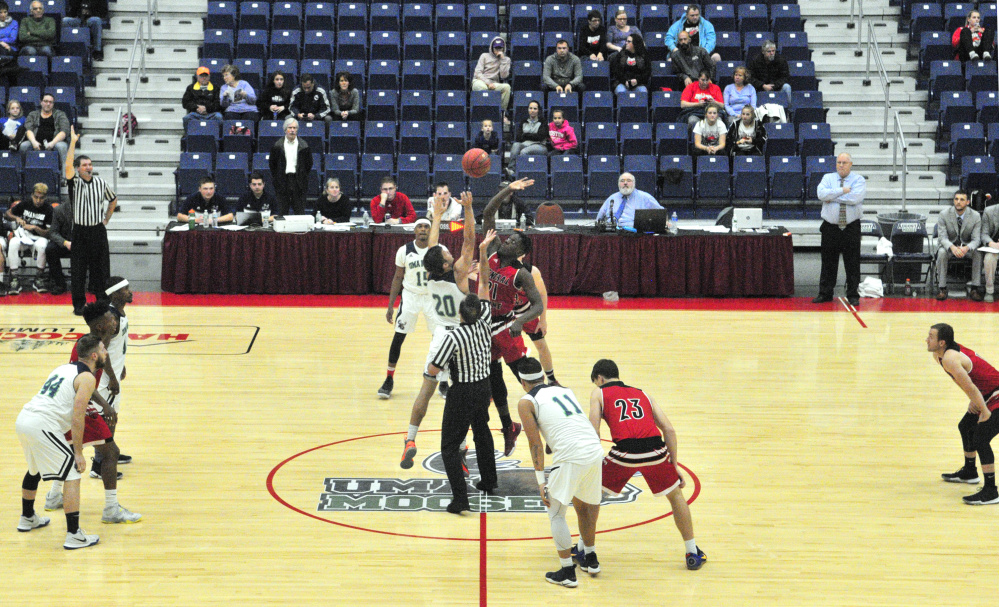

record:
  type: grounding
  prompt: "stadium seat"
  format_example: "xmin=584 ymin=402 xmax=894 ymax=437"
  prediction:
xmin=512 ymin=91 xmax=545 ymax=125
xmin=337 ymin=3 xmax=368 ymax=31
xmin=770 ymin=156 xmax=805 ymax=208
xmin=787 ymin=61 xmax=818 ymax=91
xmin=909 ymin=3 xmax=944 ymax=40
xmin=202 ymin=30 xmax=234 ymax=61
xmin=582 ymin=60 xmax=611 ymax=92
xmin=582 ymin=91 xmax=614 ymax=124
xmin=469 ymin=154 xmax=503 ymax=199
xmin=650 ymin=61 xmax=681 ymax=92
xmin=738 ymin=4 xmax=769 ymax=34
xmin=967 ymin=62 xmax=999 ymax=95
xmin=432 ymin=154 xmax=466 ymax=190
xmin=990 ymin=124 xmax=999 ymax=160
xmin=929 ymin=61 xmax=965 ymax=102
xmin=550 ymin=151 xmax=584 ymax=199
xmin=645 ymin=31 xmax=670 ymax=62
xmin=622 ymin=155 xmax=658 ymax=198
xmin=257 ymin=121 xmax=285 ymax=153
xmin=371 ymin=32 xmax=402 ymax=62
xmin=695 ymin=155 xmax=731 ymax=206
xmin=659 ymin=155 xmax=694 ymax=205
xmin=270 ymin=30 xmax=302 ymax=61
xmin=543 ymin=3 xmax=574 ymax=32
xmin=944 ymin=2 xmax=976 ymax=31
xmin=470 ymin=89 xmax=504 ymax=124
xmin=338 ymin=31 xmax=368 ymax=62
xmin=176 ymin=153 xmax=213 ymax=199
xmin=400 ymin=122 xmax=433 ymax=156
xmin=436 ymin=90 xmax=468 ymax=122
xmin=49 ymin=56 xmax=83 ymax=93
xmin=436 ymin=60 xmax=469 ymax=91
xmin=732 ymin=155 xmax=767 ymax=206
xmin=509 ymin=4 xmax=540 ymax=32
xmin=978 ymin=91 xmax=998 ymax=126
xmin=798 ymin=123 xmax=834 ymax=158
xmin=367 ymin=90 xmax=398 ymax=122
xmin=271 ymin=2 xmax=303 ymax=31
xmin=804 ymin=156 xmax=835 ymax=203
xmin=403 ymin=32 xmax=434 ymax=62
xmin=238 ymin=1 xmax=269 ymax=30
xmin=325 ymin=153 xmax=359 ymax=200
xmin=45 ymin=87 xmax=75 ymax=118
xmin=16 ymin=56 xmax=48 ymax=88
xmin=606 ymin=4 xmax=638 ymax=26
xmin=651 ymin=91 xmax=682 ymax=124
xmin=205 ymin=1 xmax=237 ymax=31
xmin=714 ymin=31 xmax=742 ymax=62
xmin=435 ymin=121 xmax=469 ymax=155
xmin=744 ymin=32 xmax=773 ymax=64
xmin=585 ymin=123 xmax=618 ymax=157
xmin=920 ymin=31 xmax=954 ymax=71
xmin=370 ymin=3 xmax=401 ymax=31
xmin=704 ymin=4 xmax=736 ymax=33
xmin=514 ymin=156 xmax=549 ymax=199
xmin=470 ymin=31 xmax=495 ymax=58
xmin=469 ymin=4 xmax=499 ymax=32
xmin=547 ymin=91 xmax=579 ymax=122
xmin=368 ymin=61 xmax=400 ymax=91
xmin=435 ymin=3 xmax=466 ymax=32
xmin=363 ymin=121 xmax=396 ymax=155
xmin=9 ymin=87 xmax=40 ymax=114
xmin=574 ymin=3 xmax=601 ymax=31
xmin=656 ymin=123 xmax=689 ymax=156
xmin=437 ymin=31 xmax=468 ymax=62
xmin=512 ymin=60 xmax=543 ymax=91
xmin=304 ymin=1 xmax=334 ymax=31
xmin=397 ymin=154 xmax=431 ymax=200
xmin=511 ymin=31 xmax=542 ymax=63
xmin=616 ymin=91 xmax=649 ymax=124
xmin=234 ymin=58 xmax=263 ymax=91
xmin=215 ymin=152 xmax=250 ymax=199
xmin=620 ymin=123 xmax=654 ymax=156
xmin=771 ymin=4 xmax=804 ymax=32
xmin=360 ymin=153 xmax=394 ymax=200
xmin=0 ymin=151 xmax=23 ymax=197
xmin=266 ymin=59 xmax=297 ymax=84
xmin=401 ymin=60 xmax=434 ymax=92
xmin=328 ymin=121 xmax=361 ymax=157
xmin=778 ymin=31 xmax=811 ymax=61
xmin=186 ymin=120 xmax=221 ymax=154
xmin=961 ymin=156 xmax=998 ymax=196
xmin=543 ymin=32 xmax=574 ymax=57
xmin=296 ymin=121 xmax=325 ymax=154
xmin=949 ymin=123 xmax=987 ymax=169
xmin=587 ymin=155 xmax=622 ymax=202
xmin=236 ymin=29 xmax=267 ymax=62
xmin=764 ymin=123 xmax=796 ymax=159
xmin=938 ymin=91 xmax=977 ymax=134
xmin=791 ymin=91 xmax=827 ymax=125
xmin=403 ymin=4 xmax=433 ymax=33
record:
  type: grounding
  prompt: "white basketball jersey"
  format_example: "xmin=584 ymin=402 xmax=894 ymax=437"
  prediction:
xmin=20 ymin=363 xmax=91 ymax=433
xmin=523 ymin=385 xmax=604 ymax=466
xmin=426 ymin=271 xmax=466 ymax=328
xmin=396 ymin=241 xmax=448 ymax=296
xmin=100 ymin=306 xmax=128 ymax=389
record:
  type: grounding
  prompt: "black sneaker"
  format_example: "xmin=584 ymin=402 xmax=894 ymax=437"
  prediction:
xmin=963 ymin=486 xmax=999 ymax=505
xmin=942 ymin=467 xmax=980 ymax=484
xmin=117 ymin=454 xmax=133 ymax=465
xmin=8 ymin=276 xmax=21 ymax=295
xmin=0 ymin=281 xmax=6 ymax=296
xmin=475 ymin=480 xmax=497 ymax=494
xmin=686 ymin=547 xmax=708 ymax=570
xmin=377 ymin=376 xmax=393 ymax=399
xmin=571 ymin=547 xmax=600 ymax=574
xmin=438 ymin=381 xmax=449 ymax=399
xmin=73 ymin=306 xmax=84 ymax=316
xmin=545 ymin=565 xmax=578 ymax=587
xmin=446 ymin=499 xmax=470 ymax=514
xmin=33 ymin=279 xmax=49 ymax=293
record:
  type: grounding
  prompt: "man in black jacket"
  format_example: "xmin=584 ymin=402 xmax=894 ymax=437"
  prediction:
xmin=63 ymin=0 xmax=108 ymax=61
xmin=747 ymin=40 xmax=792 ymax=103
xmin=181 ymin=67 xmax=223 ymax=130
xmin=43 ymin=199 xmax=73 ymax=294
xmin=268 ymin=117 xmax=312 ymax=216
xmin=289 ymin=74 xmax=332 ymax=123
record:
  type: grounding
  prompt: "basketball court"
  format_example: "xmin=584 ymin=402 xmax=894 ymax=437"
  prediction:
xmin=1 ymin=294 xmax=994 ymax=606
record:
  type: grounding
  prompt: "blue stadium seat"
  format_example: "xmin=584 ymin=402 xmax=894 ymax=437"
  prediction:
xmin=929 ymin=61 xmax=964 ymax=102
xmin=370 ymin=32 xmax=402 ymax=62
xmin=304 ymin=1 xmax=334 ymax=31
xmin=950 ymin=123 xmax=987 ymax=168
xmin=778 ymin=31 xmax=811 ymax=62
xmin=337 ymin=3 xmax=368 ymax=31
xmin=251 ymin=153 xmax=275 ymax=198
xmin=582 ymin=91 xmax=614 ymax=124
xmin=470 ymin=31 xmax=496 ymax=58
xmin=270 ymin=30 xmax=301 ymax=61
xmin=368 ymin=61 xmax=400 ymax=91
xmin=397 ymin=154 xmax=431 ymax=200
xmin=804 ymin=156 xmax=835 ymax=202
xmin=787 ymin=61 xmax=818 ymax=91
xmin=366 ymin=90 xmax=398 ymax=122
xmin=176 ymin=153 xmax=214 ymax=199
xmin=400 ymin=90 xmax=434 ymax=122
xmin=978 ymin=91 xmax=998 ymax=125
xmin=338 ymin=31 xmax=368 ymax=62
xmin=307 ymin=152 xmax=323 ymax=197
xmin=400 ymin=122 xmax=433 ymax=156
xmin=234 ymin=58 xmax=263 ymax=91
xmin=215 ymin=152 xmax=250 ymax=199
xmin=334 ymin=60 xmax=366 ymax=89
xmin=704 ymin=4 xmax=736 ymax=32
xmin=798 ymin=123 xmax=834 ymax=158
xmin=360 ymin=153 xmax=394 ymax=200
xmin=651 ymin=91 xmax=682 ymax=124
xmin=471 ymin=89 xmax=503 ymax=124
xmin=606 ymin=4 xmax=638 ymax=26
xmin=363 ymin=121 xmax=396 ymax=155
xmin=920 ymin=31 xmax=954 ymax=71
xmin=542 ymin=3 xmax=574 ymax=32
xmin=435 ymin=3 xmax=466 ymax=31
xmin=9 ymin=87 xmax=40 ymax=114
xmin=759 ymin=90 xmax=790 ymax=109
xmin=623 ymin=155 xmax=658 ymax=198
xmin=513 ymin=91 xmax=545 ymax=124
xmin=771 ymin=4 xmax=803 ymax=31
xmin=511 ymin=31 xmax=542 ymax=63
xmin=939 ymin=91 xmax=977 ymax=133
xmin=469 ymin=155 xmax=503 ymax=199
xmin=16 ymin=56 xmax=48 ymax=88
xmin=910 ymin=3 xmax=944 ymax=40
xmin=620 ymin=122 xmax=654 ymax=156
xmin=791 ymin=91 xmax=827 ymax=125
xmin=743 ymin=31 xmax=772 ymax=63
xmin=236 ymin=29 xmax=268 ymax=62
xmin=574 ymin=3 xmax=602 ymax=31
xmin=222 ymin=119 xmax=256 ymax=155
xmin=49 ymin=56 xmax=83 ymax=93
xmin=435 ymin=121 xmax=468 ymax=155
xmin=370 ymin=3 xmax=401 ymax=31
xmin=432 ymin=154 xmax=466 ymax=190
xmin=296 ymin=121 xmax=326 ymax=154
xmin=732 ymin=155 xmax=767 ymax=206
xmin=616 ymin=90 xmax=649 ymax=123
xmin=980 ymin=3 xmax=996 ymax=29
xmin=584 ymin=123 xmax=618 ymax=156
xmin=547 ymin=91 xmax=579 ymax=122
xmin=199 ymin=58 xmax=227 ymax=89
xmin=402 ymin=60 xmax=434 ymax=92
xmin=945 ymin=2 xmax=975 ymax=31
xmin=238 ymin=1 xmax=269 ymax=30
xmin=715 ymin=61 xmax=738 ymax=89
xmin=962 ymin=156 xmax=998 ymax=196
xmin=328 ymin=121 xmax=362 ymax=157
xmin=714 ymin=31 xmax=742 ymax=62
xmin=967 ymin=61 xmax=998 ymax=95
xmin=469 ymin=4 xmax=499 ymax=32
xmin=206 ymin=1 xmax=237 ymax=31
xmin=271 ymin=2 xmax=303 ymax=31
xmin=512 ymin=60 xmax=543 ymax=91
xmin=587 ymin=155 xmax=622 ymax=202
xmin=738 ymin=4 xmax=769 ymax=34
xmin=988 ymin=124 xmax=999 ymax=159
xmin=437 ymin=31 xmax=468 ymax=62
xmin=514 ymin=155 xmax=549 ymax=200
xmin=403 ymin=32 xmax=434 ymax=62
xmin=645 ymin=31 xmax=670 ymax=62
xmin=402 ymin=4 xmax=433 ymax=33
xmin=650 ymin=60 xmax=681 ymax=91
xmin=764 ymin=123 xmax=796 ymax=159
xmin=771 ymin=156 xmax=805 ymax=206
xmin=435 ymin=90 xmax=468 ymax=122
xmin=695 ymin=155 xmax=731 ymax=205
xmin=510 ymin=4 xmax=540 ymax=32
xmin=325 ymin=153 xmax=359 ymax=199
xmin=266 ymin=59 xmax=298 ymax=83
xmin=582 ymin=60 xmax=611 ymax=92
xmin=186 ymin=120 xmax=221 ymax=154
xmin=550 ymin=153 xmax=584 ymax=199
xmin=45 ymin=86 xmax=75 ymax=117
xmin=0 ymin=151 xmax=22 ymax=197
xmin=436 ymin=60 xmax=469 ymax=91
xmin=543 ymin=31 xmax=574 ymax=57
xmin=203 ymin=30 xmax=234 ymax=61
xmin=659 ymin=155 xmax=694 ymax=204
xmin=656 ymin=122 xmax=689 ymax=156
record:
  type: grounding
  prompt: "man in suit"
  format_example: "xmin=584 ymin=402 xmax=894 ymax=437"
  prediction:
xmin=980 ymin=203 xmax=999 ymax=303
xmin=268 ymin=117 xmax=312 ymax=216
xmin=936 ymin=190 xmax=984 ymax=301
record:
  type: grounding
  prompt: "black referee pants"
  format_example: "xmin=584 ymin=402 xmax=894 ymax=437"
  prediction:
xmin=441 ymin=378 xmax=497 ymax=504
xmin=70 ymin=223 xmax=110 ymax=310
xmin=818 ymin=219 xmax=861 ymax=300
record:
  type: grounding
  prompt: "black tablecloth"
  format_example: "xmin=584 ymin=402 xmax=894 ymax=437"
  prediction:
xmin=162 ymin=227 xmax=794 ymax=297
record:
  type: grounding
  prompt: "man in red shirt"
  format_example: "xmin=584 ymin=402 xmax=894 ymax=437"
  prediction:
xmin=680 ymin=69 xmax=725 ymax=127
xmin=588 ymin=358 xmax=706 ymax=570
xmin=369 ymin=176 xmax=416 ymax=225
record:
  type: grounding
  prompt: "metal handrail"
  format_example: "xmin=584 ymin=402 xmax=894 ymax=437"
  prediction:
xmin=111 ymin=20 xmax=149 ymax=189
xmin=146 ymin=0 xmax=159 ymax=52
xmin=861 ymin=19 xmax=891 ymax=149
xmin=889 ymin=111 xmax=909 ymax=211
xmin=111 ymin=106 xmax=126 ymax=191
xmin=848 ymin=0 xmax=864 ymax=56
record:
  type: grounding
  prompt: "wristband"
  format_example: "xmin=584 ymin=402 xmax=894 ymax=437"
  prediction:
xmin=535 ymin=470 xmax=546 ymax=485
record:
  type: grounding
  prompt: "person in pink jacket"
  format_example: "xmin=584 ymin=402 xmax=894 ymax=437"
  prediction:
xmin=547 ymin=109 xmax=578 ymax=155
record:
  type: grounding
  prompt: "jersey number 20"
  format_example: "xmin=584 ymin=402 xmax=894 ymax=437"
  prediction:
xmin=433 ymin=294 xmax=456 ymax=318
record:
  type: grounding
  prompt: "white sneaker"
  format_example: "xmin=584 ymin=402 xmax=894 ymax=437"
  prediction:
xmin=64 ymin=528 xmax=100 ymax=550
xmin=44 ymin=492 xmax=63 ymax=511
xmin=986 ymin=292 xmax=995 ymax=304
xmin=102 ymin=505 xmax=142 ymax=524
xmin=17 ymin=514 xmax=51 ymax=532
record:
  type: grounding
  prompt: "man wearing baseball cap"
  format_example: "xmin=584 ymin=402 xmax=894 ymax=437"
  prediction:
xmin=472 ymin=36 xmax=513 ymax=123
xmin=181 ymin=66 xmax=223 ymax=130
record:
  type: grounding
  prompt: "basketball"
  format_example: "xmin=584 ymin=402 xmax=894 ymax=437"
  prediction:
xmin=462 ymin=148 xmax=491 ymax=178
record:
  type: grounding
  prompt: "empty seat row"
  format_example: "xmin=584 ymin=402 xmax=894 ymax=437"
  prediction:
xmin=0 ymin=150 xmax=64 ymax=200
xmin=938 ymin=90 xmax=999 ymax=133
xmin=928 ymin=60 xmax=999 ymax=101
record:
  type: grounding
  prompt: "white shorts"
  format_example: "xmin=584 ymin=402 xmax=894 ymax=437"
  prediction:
xmin=395 ymin=291 xmax=438 ymax=335
xmin=423 ymin=325 xmax=455 ymax=383
xmin=97 ymin=386 xmax=122 ymax=414
xmin=547 ymin=459 xmax=603 ymax=506
xmin=15 ymin=415 xmax=81 ymax=482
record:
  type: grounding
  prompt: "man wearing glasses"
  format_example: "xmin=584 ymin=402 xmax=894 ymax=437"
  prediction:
xmin=370 ymin=176 xmax=416 ymax=225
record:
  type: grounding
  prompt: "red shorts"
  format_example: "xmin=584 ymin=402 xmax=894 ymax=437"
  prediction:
xmin=522 ymin=317 xmax=544 ymax=341
xmin=987 ymin=392 xmax=999 ymax=412
xmin=491 ymin=327 xmax=528 ymax=363
xmin=602 ymin=457 xmax=681 ymax=496
xmin=64 ymin=412 xmax=113 ymax=448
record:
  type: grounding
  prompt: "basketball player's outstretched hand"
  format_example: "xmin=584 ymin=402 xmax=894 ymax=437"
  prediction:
xmin=460 ymin=191 xmax=473 ymax=208
xmin=508 ymin=178 xmax=534 ymax=191
xmin=480 ymin=229 xmax=497 ymax=252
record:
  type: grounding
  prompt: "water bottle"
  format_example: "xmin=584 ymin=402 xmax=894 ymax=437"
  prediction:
xmin=188 ymin=210 xmax=196 ymax=230
xmin=315 ymin=209 xmax=323 ymax=228
xmin=362 ymin=210 xmax=371 ymax=228
xmin=670 ymin=211 xmax=679 ymax=235
xmin=196 ymin=210 xmax=203 ymax=227
xmin=261 ymin=203 xmax=271 ymax=228
xmin=904 ymin=278 xmax=912 ymax=297
xmin=211 ymin=208 xmax=219 ymax=228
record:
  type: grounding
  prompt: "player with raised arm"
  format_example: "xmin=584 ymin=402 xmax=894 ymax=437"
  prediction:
xmin=481 ymin=178 xmax=545 ymax=456
xmin=929 ymin=323 xmax=999 ymax=504
xmin=399 ymin=191 xmax=477 ymax=470
xmin=589 ymin=359 xmax=706 ymax=570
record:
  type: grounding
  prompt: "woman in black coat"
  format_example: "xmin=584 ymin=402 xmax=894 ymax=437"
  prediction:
xmin=727 ymin=104 xmax=767 ymax=156
xmin=257 ymin=71 xmax=293 ymax=120
xmin=608 ymin=33 xmax=650 ymax=93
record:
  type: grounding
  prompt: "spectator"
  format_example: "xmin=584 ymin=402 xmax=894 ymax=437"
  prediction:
xmin=332 ymin=71 xmax=362 ymax=121
xmin=18 ymin=0 xmax=55 ymax=57
xmin=609 ymin=33 xmax=651 ymax=93
xmin=257 ymin=71 xmax=292 ymax=121
xmin=476 ymin=187 xmax=534 ymax=227
xmin=219 ymin=64 xmax=259 ymax=121
xmin=748 ymin=40 xmax=792 ymax=102
xmin=474 ymin=119 xmax=499 ymax=156
xmin=543 ymin=39 xmax=585 ymax=93
xmin=3 ymin=182 xmax=52 ymax=294
xmin=315 ymin=177 xmax=352 ymax=223
xmin=679 ymin=69 xmax=725 ymax=126
xmin=0 ymin=1 xmax=19 ymax=62
xmin=472 ymin=36 xmax=512 ymax=122
xmin=1 ymin=99 xmax=26 ymax=151
xmin=44 ymin=196 xmax=72 ymax=294
xmin=64 ymin=0 xmax=108 ymax=61
xmin=727 ymin=104 xmax=766 ymax=156
xmin=935 ymin=190 xmax=984 ymax=301
xmin=605 ymin=9 xmax=641 ymax=55
xmin=723 ymin=66 xmax=757 ymax=125
xmin=547 ymin=109 xmax=577 ymax=155
xmin=594 ymin=172 xmax=663 ymax=229
xmin=425 ymin=181 xmax=463 ymax=222
xmin=577 ymin=9 xmax=606 ymax=61
xmin=691 ymin=103 xmax=726 ymax=156
xmin=176 ymin=176 xmax=233 ymax=224
xmin=370 ymin=176 xmax=416 ymax=225
xmin=979 ymin=203 xmax=999 ymax=302
xmin=665 ymin=4 xmax=721 ymax=63
xmin=19 ymin=93 xmax=70 ymax=172
xmin=289 ymin=73 xmax=332 ymax=123
xmin=181 ymin=66 xmax=223 ymax=130
xmin=510 ymin=100 xmax=549 ymax=160
xmin=953 ymin=10 xmax=995 ymax=62
xmin=669 ymin=30 xmax=715 ymax=87
xmin=268 ymin=116 xmax=312 ymax=216
xmin=236 ymin=171 xmax=277 ymax=213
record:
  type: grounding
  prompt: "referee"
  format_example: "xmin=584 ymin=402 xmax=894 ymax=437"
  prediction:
xmin=65 ymin=126 xmax=117 ymax=316
xmin=427 ymin=233 xmax=502 ymax=514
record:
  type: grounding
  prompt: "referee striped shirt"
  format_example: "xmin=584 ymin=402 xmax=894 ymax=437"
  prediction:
xmin=70 ymin=175 xmax=116 ymax=227
xmin=430 ymin=300 xmax=492 ymax=384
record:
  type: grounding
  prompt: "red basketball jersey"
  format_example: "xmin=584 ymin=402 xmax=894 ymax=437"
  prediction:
xmin=488 ymin=252 xmax=526 ymax=319
xmin=69 ymin=343 xmax=104 ymax=385
xmin=600 ymin=382 xmax=661 ymax=442
xmin=951 ymin=345 xmax=999 ymax=409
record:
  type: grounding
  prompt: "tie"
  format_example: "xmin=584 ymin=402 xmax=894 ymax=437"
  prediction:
xmin=957 ymin=214 xmax=964 ymax=246
xmin=838 ymin=178 xmax=847 ymax=229
xmin=614 ymin=195 xmax=628 ymax=224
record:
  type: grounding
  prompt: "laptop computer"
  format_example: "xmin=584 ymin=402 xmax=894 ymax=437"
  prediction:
xmin=236 ymin=211 xmax=262 ymax=227
xmin=633 ymin=209 xmax=669 ymax=234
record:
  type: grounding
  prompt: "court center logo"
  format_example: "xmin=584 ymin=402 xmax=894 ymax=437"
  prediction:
xmin=318 ymin=450 xmax=641 ymax=513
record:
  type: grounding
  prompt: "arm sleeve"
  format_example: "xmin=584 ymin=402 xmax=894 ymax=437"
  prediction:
xmin=664 ymin=20 xmax=680 ymax=51
xmin=700 ymin=21 xmax=716 ymax=52
xmin=371 ymin=197 xmax=386 ymax=223
xmin=473 ymin=54 xmax=487 ymax=81
xmin=774 ymin=58 xmax=790 ymax=89
xmin=348 ymin=89 xmax=361 ymax=116
xmin=316 ymin=88 xmax=332 ymax=119
xmin=748 ymin=57 xmax=765 ymax=90
xmin=815 ymin=174 xmax=839 ymax=202
xmin=49 ymin=209 xmax=66 ymax=246
xmin=56 ymin=111 xmax=70 ymax=137
xmin=499 ymin=56 xmax=512 ymax=79
xmin=967 ymin=216 xmax=982 ymax=250
xmin=542 ymin=56 xmax=557 ymax=89
xmin=938 ymin=215 xmax=954 ymax=250
xmin=595 ymin=196 xmax=612 ymax=221
xmin=840 ymin=176 xmax=865 ymax=205
xmin=288 ymin=88 xmax=301 ymax=115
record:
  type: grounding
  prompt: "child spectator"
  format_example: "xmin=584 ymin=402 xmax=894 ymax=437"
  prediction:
xmin=547 ymin=109 xmax=578 ymax=155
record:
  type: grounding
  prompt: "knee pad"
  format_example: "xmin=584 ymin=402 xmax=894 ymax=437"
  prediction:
xmin=547 ymin=500 xmax=573 ymax=551
xmin=22 ymin=471 xmax=41 ymax=491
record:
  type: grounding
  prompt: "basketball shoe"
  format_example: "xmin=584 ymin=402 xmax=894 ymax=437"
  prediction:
xmin=942 ymin=467 xmax=980 ymax=484
xmin=686 ymin=547 xmax=708 ymax=570
xmin=545 ymin=565 xmax=578 ymax=587
xmin=44 ymin=491 xmax=63 ymax=511
xmin=571 ymin=546 xmax=600 ymax=575
xmin=963 ymin=486 xmax=999 ymax=505
xmin=117 ymin=453 xmax=133 ymax=465
xmin=90 ymin=458 xmax=123 ymax=480
xmin=446 ymin=499 xmax=470 ymax=514
xmin=64 ymin=528 xmax=99 ymax=550
xmin=377 ymin=376 xmax=394 ymax=399
xmin=17 ymin=514 xmax=50 ymax=532
xmin=502 ymin=422 xmax=522 ymax=457
xmin=400 ymin=440 xmax=417 ymax=469
xmin=102 ymin=506 xmax=143 ymax=524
